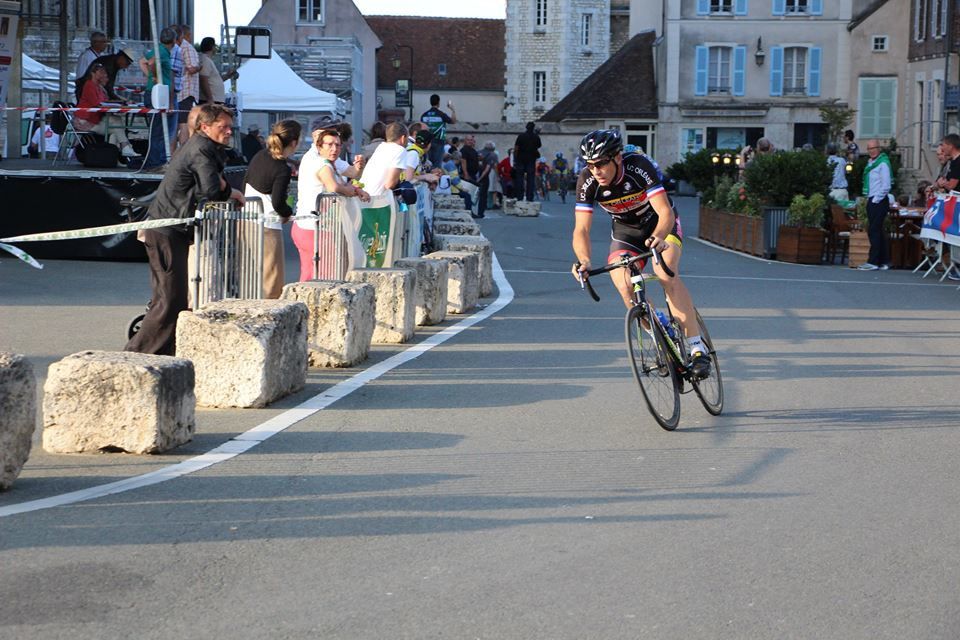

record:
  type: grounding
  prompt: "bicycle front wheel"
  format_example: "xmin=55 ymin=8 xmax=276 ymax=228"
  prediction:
xmin=625 ymin=304 xmax=681 ymax=431
xmin=691 ymin=309 xmax=723 ymax=415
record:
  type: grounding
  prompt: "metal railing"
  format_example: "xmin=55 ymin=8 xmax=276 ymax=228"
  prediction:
xmin=308 ymin=193 xmax=348 ymax=280
xmin=191 ymin=197 xmax=265 ymax=309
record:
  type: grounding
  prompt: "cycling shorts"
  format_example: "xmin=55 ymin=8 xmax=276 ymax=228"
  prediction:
xmin=607 ymin=216 xmax=683 ymax=265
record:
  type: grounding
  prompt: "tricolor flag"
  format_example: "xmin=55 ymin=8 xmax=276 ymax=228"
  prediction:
xmin=920 ymin=193 xmax=960 ymax=246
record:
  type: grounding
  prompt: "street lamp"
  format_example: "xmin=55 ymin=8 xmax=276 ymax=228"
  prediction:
xmin=391 ymin=44 xmax=414 ymax=122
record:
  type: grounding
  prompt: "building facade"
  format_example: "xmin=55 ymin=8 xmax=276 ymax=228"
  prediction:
xmin=504 ymin=0 xmax=611 ymax=123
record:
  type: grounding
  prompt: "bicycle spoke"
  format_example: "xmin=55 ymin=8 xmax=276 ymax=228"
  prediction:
xmin=626 ymin=305 xmax=681 ymax=430
xmin=691 ymin=309 xmax=724 ymax=415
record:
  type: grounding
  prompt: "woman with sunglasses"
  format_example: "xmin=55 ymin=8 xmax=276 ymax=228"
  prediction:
xmin=570 ymin=129 xmax=710 ymax=379
xmin=293 ymin=127 xmax=370 ymax=281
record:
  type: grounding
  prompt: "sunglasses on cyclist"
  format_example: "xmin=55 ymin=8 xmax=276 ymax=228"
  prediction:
xmin=587 ymin=157 xmax=614 ymax=170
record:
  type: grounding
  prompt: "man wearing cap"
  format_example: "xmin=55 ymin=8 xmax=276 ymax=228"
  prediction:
xmin=76 ymin=48 xmax=133 ymax=102
xmin=241 ymin=124 xmax=265 ymax=163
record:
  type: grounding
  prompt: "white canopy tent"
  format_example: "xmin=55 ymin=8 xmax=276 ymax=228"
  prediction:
xmin=237 ymin=50 xmax=338 ymax=114
xmin=22 ymin=54 xmax=74 ymax=93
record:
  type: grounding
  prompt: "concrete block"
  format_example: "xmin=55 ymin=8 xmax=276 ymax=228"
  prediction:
xmin=394 ymin=257 xmax=449 ymax=326
xmin=42 ymin=351 xmax=194 ymax=455
xmin=281 ymin=281 xmax=376 ymax=368
xmin=346 ymin=268 xmax=417 ymax=343
xmin=0 ymin=353 xmax=36 ymax=488
xmin=176 ymin=300 xmax=308 ymax=408
xmin=433 ymin=195 xmax=465 ymax=210
xmin=503 ymin=199 xmax=540 ymax=217
xmin=433 ymin=234 xmax=494 ymax=297
xmin=433 ymin=209 xmax=474 ymax=223
xmin=434 ymin=219 xmax=481 ymax=236
xmin=423 ymin=251 xmax=479 ymax=313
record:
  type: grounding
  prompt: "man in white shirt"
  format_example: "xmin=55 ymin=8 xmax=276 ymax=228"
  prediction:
xmin=360 ymin=122 xmax=409 ymax=196
xmin=29 ymin=122 xmax=60 ymax=157
xmin=75 ymin=31 xmax=109 ymax=80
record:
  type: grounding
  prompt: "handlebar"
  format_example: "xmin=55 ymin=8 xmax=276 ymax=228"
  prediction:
xmin=575 ymin=248 xmax=676 ymax=302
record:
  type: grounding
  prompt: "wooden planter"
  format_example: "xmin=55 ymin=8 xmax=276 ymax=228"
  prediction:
xmin=848 ymin=229 xmax=871 ymax=268
xmin=777 ymin=226 xmax=826 ymax=264
xmin=698 ymin=207 xmax=763 ymax=256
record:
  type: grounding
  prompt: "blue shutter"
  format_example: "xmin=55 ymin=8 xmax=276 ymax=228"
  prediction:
xmin=772 ymin=0 xmax=785 ymax=16
xmin=735 ymin=0 xmax=748 ymax=15
xmin=733 ymin=46 xmax=747 ymax=95
xmin=770 ymin=46 xmax=783 ymax=96
xmin=810 ymin=0 xmax=823 ymax=15
xmin=695 ymin=46 xmax=709 ymax=96
xmin=808 ymin=47 xmax=821 ymax=96
xmin=697 ymin=0 xmax=709 ymax=15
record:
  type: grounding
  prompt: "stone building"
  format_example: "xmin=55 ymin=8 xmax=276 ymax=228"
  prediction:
xmin=504 ymin=0 xmax=612 ymax=123
xmin=249 ymin=0 xmax=382 ymax=139
xmin=366 ymin=16 xmax=505 ymax=124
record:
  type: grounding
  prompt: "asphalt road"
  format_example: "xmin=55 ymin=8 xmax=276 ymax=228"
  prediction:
xmin=1 ymin=197 xmax=959 ymax=639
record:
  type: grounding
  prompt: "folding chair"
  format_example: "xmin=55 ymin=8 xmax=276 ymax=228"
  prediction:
xmin=947 ymin=244 xmax=960 ymax=287
xmin=54 ymin=105 xmax=97 ymax=165
xmin=912 ymin=234 xmax=943 ymax=278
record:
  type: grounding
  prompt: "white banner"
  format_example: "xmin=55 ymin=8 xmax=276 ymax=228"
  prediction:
xmin=0 ymin=13 xmax=19 ymax=108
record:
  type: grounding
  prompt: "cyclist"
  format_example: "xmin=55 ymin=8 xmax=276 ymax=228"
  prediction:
xmin=553 ymin=152 xmax=571 ymax=203
xmin=571 ymin=129 xmax=711 ymax=378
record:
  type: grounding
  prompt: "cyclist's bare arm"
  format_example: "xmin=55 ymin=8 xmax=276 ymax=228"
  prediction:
xmin=572 ymin=210 xmax=593 ymax=279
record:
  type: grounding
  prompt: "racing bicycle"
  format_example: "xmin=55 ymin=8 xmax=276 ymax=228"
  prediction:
xmin=577 ymin=250 xmax=723 ymax=430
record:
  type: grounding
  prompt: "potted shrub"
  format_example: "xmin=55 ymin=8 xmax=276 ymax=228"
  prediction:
xmin=744 ymin=150 xmax=833 ymax=258
xmin=778 ymin=193 xmax=828 ymax=264
xmin=848 ymin=197 xmax=871 ymax=268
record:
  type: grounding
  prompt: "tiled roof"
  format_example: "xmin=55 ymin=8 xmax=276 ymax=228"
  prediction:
xmin=365 ymin=15 xmax=505 ymax=92
xmin=540 ymin=31 xmax=658 ymax=122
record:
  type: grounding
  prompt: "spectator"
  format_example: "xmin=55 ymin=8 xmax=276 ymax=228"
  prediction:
xmin=445 ymin=136 xmax=460 ymax=156
xmin=76 ymin=49 xmax=133 ymax=102
xmin=175 ymin=25 xmax=201 ymax=148
xmin=442 ymin=150 xmax=473 ymax=211
xmin=844 ymin=130 xmax=859 ymax=161
xmin=293 ymin=127 xmax=370 ymax=281
xmin=198 ymin=37 xmax=237 ymax=104
xmin=488 ymin=144 xmax=503 ymax=209
xmin=74 ymin=63 xmax=139 ymax=161
xmin=241 ymin=124 xmax=264 ymax=163
xmin=335 ymin=122 xmax=363 ymax=179
xmin=935 ymin=134 xmax=960 ymax=193
xmin=474 ymin=141 xmax=497 ymax=217
xmin=738 ymin=136 xmax=775 ymax=171
xmin=826 ymin=142 xmax=848 ymax=201
xmin=913 ymin=180 xmax=933 ymax=207
xmin=460 ymin=134 xmax=479 ymax=184
xmin=421 ymin=94 xmax=457 ymax=169
xmin=497 ymin=151 xmax=514 ymax=199
xmin=244 ymin=119 xmax=301 ymax=298
xmin=513 ymin=121 xmax=541 ymax=201
xmin=75 ymin=31 xmax=110 ymax=80
xmin=166 ymin=25 xmax=185 ymax=151
xmin=362 ymin=121 xmax=387 ymax=162
xmin=125 ymin=104 xmax=244 ymax=355
xmin=857 ymin=140 xmax=892 ymax=271
xmin=28 ymin=116 xmax=59 ymax=158
xmin=404 ymin=129 xmax=439 ymax=186
xmin=360 ymin=121 xmax=409 ymax=197
xmin=139 ymin=27 xmax=177 ymax=169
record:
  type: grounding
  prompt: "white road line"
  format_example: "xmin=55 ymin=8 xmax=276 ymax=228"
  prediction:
xmin=501 ymin=268 xmax=952 ymax=287
xmin=0 ymin=256 xmax=516 ymax=518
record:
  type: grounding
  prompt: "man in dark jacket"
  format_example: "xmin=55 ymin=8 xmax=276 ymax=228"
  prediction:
xmin=514 ymin=121 xmax=541 ymax=201
xmin=126 ymin=103 xmax=244 ymax=355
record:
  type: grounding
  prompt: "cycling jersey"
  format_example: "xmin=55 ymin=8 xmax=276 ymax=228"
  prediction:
xmin=575 ymin=152 xmax=681 ymax=258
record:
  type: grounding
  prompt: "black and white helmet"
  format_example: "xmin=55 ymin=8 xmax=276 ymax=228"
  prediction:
xmin=579 ymin=129 xmax=623 ymax=162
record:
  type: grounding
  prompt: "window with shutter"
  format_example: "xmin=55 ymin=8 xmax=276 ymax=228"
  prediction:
xmin=859 ymin=78 xmax=897 ymax=138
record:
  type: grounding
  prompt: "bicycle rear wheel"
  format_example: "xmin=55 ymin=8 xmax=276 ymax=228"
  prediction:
xmin=691 ymin=309 xmax=723 ymax=415
xmin=625 ymin=304 xmax=681 ymax=430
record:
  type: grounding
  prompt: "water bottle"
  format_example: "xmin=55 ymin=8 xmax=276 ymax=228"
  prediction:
xmin=655 ymin=310 xmax=676 ymax=340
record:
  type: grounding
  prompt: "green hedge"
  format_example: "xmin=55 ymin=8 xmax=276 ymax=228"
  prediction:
xmin=743 ymin=150 xmax=833 ymax=207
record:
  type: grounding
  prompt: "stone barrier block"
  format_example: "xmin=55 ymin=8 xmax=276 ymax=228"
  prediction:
xmin=346 ymin=268 xmax=417 ymax=343
xmin=503 ymin=199 xmax=540 ymax=217
xmin=0 ymin=353 xmax=36 ymax=488
xmin=281 ymin=281 xmax=375 ymax=368
xmin=394 ymin=257 xmax=449 ymax=326
xmin=423 ymin=251 xmax=479 ymax=313
xmin=42 ymin=351 xmax=194 ymax=454
xmin=433 ymin=209 xmax=474 ymax=223
xmin=433 ymin=234 xmax=494 ymax=297
xmin=176 ymin=300 xmax=308 ymax=408
xmin=433 ymin=195 xmax=464 ymax=210
xmin=434 ymin=219 xmax=481 ymax=236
